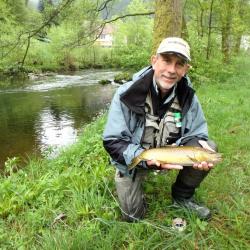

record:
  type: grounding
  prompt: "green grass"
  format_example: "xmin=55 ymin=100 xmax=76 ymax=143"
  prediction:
xmin=0 ymin=56 xmax=250 ymax=249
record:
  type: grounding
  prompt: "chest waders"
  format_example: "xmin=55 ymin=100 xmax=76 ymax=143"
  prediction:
xmin=142 ymin=91 xmax=182 ymax=149
xmin=115 ymin=91 xmax=184 ymax=222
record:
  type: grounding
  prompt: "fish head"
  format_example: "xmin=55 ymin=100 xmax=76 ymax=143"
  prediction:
xmin=208 ymin=152 xmax=222 ymax=164
xmin=197 ymin=149 xmax=222 ymax=164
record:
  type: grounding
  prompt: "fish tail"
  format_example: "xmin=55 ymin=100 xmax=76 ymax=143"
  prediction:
xmin=214 ymin=152 xmax=223 ymax=163
xmin=128 ymin=157 xmax=142 ymax=170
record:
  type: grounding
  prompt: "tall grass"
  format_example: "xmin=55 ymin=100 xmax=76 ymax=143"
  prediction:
xmin=0 ymin=56 xmax=250 ymax=249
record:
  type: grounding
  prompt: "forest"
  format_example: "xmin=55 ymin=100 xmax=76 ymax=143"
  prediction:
xmin=1 ymin=0 xmax=249 ymax=80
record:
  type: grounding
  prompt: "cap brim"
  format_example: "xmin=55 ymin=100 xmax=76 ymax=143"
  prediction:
xmin=159 ymin=51 xmax=190 ymax=62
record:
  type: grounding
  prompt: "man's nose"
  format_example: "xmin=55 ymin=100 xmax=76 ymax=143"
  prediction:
xmin=167 ymin=63 xmax=176 ymax=73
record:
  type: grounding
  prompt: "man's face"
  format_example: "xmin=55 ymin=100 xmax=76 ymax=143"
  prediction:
xmin=151 ymin=53 xmax=189 ymax=95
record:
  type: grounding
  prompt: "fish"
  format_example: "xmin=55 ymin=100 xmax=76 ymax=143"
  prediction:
xmin=128 ymin=146 xmax=222 ymax=170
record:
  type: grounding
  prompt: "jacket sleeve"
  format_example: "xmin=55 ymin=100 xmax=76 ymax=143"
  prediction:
xmin=177 ymin=94 xmax=208 ymax=144
xmin=103 ymin=87 xmax=144 ymax=167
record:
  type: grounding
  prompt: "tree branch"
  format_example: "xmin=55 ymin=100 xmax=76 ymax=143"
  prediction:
xmin=1 ymin=0 xmax=75 ymax=62
xmin=104 ymin=11 xmax=154 ymax=24
xmin=20 ymin=0 xmax=74 ymax=66
xmin=67 ymin=11 xmax=155 ymax=48
xmin=29 ymin=0 xmax=74 ymax=38
xmin=98 ymin=0 xmax=113 ymax=12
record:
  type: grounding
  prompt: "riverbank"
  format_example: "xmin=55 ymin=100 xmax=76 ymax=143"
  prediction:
xmin=0 ymin=56 xmax=250 ymax=249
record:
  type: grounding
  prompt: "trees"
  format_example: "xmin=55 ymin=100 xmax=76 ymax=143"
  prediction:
xmin=0 ymin=0 xmax=75 ymax=71
xmin=0 ymin=0 xmax=28 ymax=62
xmin=220 ymin=0 xmax=235 ymax=63
xmin=219 ymin=0 xmax=250 ymax=62
xmin=112 ymin=0 xmax=153 ymax=68
xmin=152 ymin=0 xmax=183 ymax=54
xmin=232 ymin=0 xmax=250 ymax=54
xmin=185 ymin=0 xmax=250 ymax=64
xmin=1 ymin=0 xmax=250 ymax=75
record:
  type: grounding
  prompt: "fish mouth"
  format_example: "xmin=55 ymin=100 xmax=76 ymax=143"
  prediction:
xmin=211 ymin=153 xmax=223 ymax=163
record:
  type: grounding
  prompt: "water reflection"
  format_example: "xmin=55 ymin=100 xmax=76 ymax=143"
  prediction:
xmin=0 ymin=70 xmax=118 ymax=168
xmin=36 ymin=108 xmax=77 ymax=151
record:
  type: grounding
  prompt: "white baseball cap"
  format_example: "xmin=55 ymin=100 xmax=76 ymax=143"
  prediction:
xmin=157 ymin=37 xmax=191 ymax=61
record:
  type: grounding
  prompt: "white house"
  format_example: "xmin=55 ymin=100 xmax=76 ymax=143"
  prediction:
xmin=241 ymin=35 xmax=250 ymax=51
xmin=96 ymin=24 xmax=114 ymax=47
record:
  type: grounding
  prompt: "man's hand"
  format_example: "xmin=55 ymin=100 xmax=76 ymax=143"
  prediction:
xmin=146 ymin=159 xmax=183 ymax=170
xmin=193 ymin=140 xmax=216 ymax=171
xmin=193 ymin=161 xmax=214 ymax=171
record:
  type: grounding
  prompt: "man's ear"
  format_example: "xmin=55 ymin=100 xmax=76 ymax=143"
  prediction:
xmin=186 ymin=64 xmax=191 ymax=70
xmin=151 ymin=55 xmax=157 ymax=69
xmin=183 ymin=64 xmax=191 ymax=76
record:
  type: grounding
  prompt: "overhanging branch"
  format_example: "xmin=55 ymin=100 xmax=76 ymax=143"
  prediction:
xmin=68 ymin=11 xmax=155 ymax=48
xmin=2 ymin=0 xmax=75 ymax=62
xmin=98 ymin=0 xmax=113 ymax=12
xmin=29 ymin=0 xmax=74 ymax=38
xmin=104 ymin=11 xmax=154 ymax=24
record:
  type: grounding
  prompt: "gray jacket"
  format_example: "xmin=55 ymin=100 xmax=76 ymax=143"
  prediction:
xmin=103 ymin=67 xmax=208 ymax=175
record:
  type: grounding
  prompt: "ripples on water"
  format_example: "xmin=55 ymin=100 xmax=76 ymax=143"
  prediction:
xmin=36 ymin=108 xmax=77 ymax=149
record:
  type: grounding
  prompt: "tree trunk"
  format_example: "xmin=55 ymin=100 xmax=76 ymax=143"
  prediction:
xmin=233 ymin=0 xmax=247 ymax=54
xmin=181 ymin=15 xmax=189 ymax=40
xmin=152 ymin=0 xmax=183 ymax=55
xmin=20 ymin=35 xmax=31 ymax=67
xmin=197 ymin=0 xmax=204 ymax=38
xmin=221 ymin=26 xmax=230 ymax=63
xmin=206 ymin=0 xmax=214 ymax=60
xmin=221 ymin=0 xmax=234 ymax=63
xmin=233 ymin=35 xmax=242 ymax=54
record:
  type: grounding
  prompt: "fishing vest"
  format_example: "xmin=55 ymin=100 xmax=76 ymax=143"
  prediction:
xmin=142 ymin=91 xmax=182 ymax=149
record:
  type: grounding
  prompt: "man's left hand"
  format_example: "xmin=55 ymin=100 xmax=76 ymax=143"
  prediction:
xmin=193 ymin=140 xmax=215 ymax=171
xmin=193 ymin=161 xmax=214 ymax=171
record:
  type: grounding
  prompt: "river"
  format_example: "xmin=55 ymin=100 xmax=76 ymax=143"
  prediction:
xmin=0 ymin=69 xmax=119 ymax=168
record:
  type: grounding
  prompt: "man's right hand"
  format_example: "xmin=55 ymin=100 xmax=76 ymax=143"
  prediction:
xmin=146 ymin=159 xmax=183 ymax=170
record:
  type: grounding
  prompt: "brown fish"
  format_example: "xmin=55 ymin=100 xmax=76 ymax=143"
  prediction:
xmin=128 ymin=146 xmax=222 ymax=170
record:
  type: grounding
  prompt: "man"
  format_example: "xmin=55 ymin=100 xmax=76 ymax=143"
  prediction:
xmin=103 ymin=37 xmax=218 ymax=222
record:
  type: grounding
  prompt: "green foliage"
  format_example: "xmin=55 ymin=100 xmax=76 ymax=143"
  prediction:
xmin=4 ymin=157 xmax=20 ymax=175
xmin=185 ymin=0 xmax=250 ymax=67
xmin=112 ymin=0 xmax=153 ymax=69
xmin=112 ymin=44 xmax=151 ymax=69
xmin=186 ymin=28 xmax=231 ymax=86
xmin=1 ymin=0 xmax=152 ymax=72
xmin=98 ymin=79 xmax=112 ymax=85
xmin=183 ymin=1 xmax=250 ymax=86
xmin=0 ymin=1 xmax=24 ymax=64
xmin=0 ymin=0 xmax=249 ymax=86
xmin=114 ymin=71 xmax=132 ymax=84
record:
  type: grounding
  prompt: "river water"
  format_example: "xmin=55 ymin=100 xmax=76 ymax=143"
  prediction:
xmin=0 ymin=69 xmax=118 ymax=168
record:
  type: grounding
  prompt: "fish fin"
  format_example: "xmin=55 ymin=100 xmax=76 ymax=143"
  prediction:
xmin=187 ymin=155 xmax=198 ymax=164
xmin=128 ymin=156 xmax=142 ymax=170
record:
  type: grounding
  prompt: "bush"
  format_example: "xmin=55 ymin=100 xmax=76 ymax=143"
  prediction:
xmin=114 ymin=72 xmax=132 ymax=84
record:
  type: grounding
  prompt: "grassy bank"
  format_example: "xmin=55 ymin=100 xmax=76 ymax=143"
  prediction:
xmin=0 ymin=57 xmax=250 ymax=249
